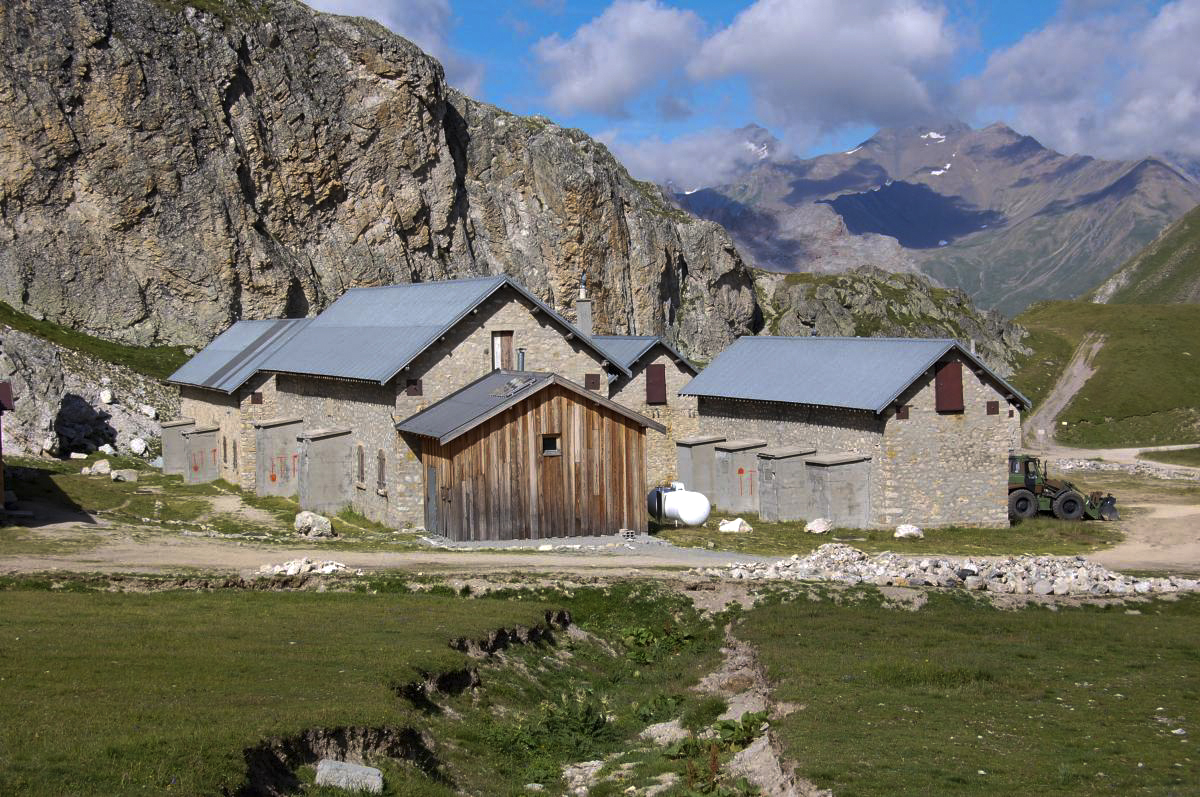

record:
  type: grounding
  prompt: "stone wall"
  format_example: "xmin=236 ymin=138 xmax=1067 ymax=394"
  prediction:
xmin=179 ymin=373 xmax=280 ymax=491
xmin=607 ymin=346 xmax=699 ymax=485
xmin=178 ymin=386 xmax=239 ymax=484
xmin=272 ymin=287 xmax=615 ymax=527
xmin=696 ymin=350 xmax=1022 ymax=528
xmin=880 ymin=352 xmax=1021 ymax=528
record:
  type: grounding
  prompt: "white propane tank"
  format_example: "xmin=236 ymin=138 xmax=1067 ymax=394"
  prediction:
xmin=648 ymin=483 xmax=711 ymax=526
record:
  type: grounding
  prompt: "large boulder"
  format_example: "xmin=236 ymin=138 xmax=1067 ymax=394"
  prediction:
xmin=294 ymin=511 xmax=336 ymax=539
xmin=314 ymin=760 xmax=383 ymax=794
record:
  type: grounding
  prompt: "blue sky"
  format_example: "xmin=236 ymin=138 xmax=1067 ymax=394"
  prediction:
xmin=307 ymin=1 xmax=1198 ymax=186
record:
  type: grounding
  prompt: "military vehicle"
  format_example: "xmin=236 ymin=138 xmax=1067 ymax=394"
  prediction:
xmin=1008 ymin=454 xmax=1119 ymax=522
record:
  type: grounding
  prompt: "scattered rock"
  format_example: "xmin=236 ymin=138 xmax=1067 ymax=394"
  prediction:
xmin=69 ymin=452 xmax=88 ymax=460
xmin=711 ymin=543 xmax=1200 ymax=597
xmin=562 ymin=760 xmax=605 ymax=796
xmin=258 ymin=558 xmax=359 ymax=576
xmin=111 ymin=469 xmax=139 ymax=483
xmin=138 ymin=404 xmax=157 ymax=419
xmin=314 ymin=759 xmax=383 ymax=794
xmin=894 ymin=523 xmax=924 ymax=539
xmin=90 ymin=459 xmax=112 ymax=475
xmin=719 ymin=517 xmax=753 ymax=534
xmin=184 ymin=347 xmax=196 ymax=356
xmin=537 ymin=543 xmax=554 ymax=551
xmin=98 ymin=389 xmax=114 ymax=405
xmin=640 ymin=719 xmax=689 ymax=745
xmin=294 ymin=511 xmax=335 ymax=538
xmin=98 ymin=443 xmax=116 ymax=456
xmin=129 ymin=438 xmax=148 ymax=457
xmin=80 ymin=467 xmax=91 ymax=475
xmin=804 ymin=517 xmax=832 ymax=534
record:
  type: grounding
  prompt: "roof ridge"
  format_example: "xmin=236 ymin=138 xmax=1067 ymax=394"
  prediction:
xmin=340 ymin=275 xmax=505 ymax=294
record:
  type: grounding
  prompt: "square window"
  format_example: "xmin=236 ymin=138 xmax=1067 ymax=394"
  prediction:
xmin=1008 ymin=409 xmax=1015 ymax=418
xmin=585 ymin=373 xmax=601 ymax=391
xmin=406 ymin=379 xmax=423 ymax=397
xmin=895 ymin=404 xmax=909 ymax=420
xmin=987 ymin=400 xmax=1000 ymax=415
xmin=250 ymin=392 xmax=263 ymax=405
xmin=541 ymin=434 xmax=561 ymax=456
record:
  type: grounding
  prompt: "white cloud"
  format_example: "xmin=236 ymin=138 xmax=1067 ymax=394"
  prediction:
xmin=961 ymin=0 xmax=1200 ymax=158
xmin=688 ymin=0 xmax=957 ymax=143
xmin=532 ymin=0 xmax=704 ymax=116
xmin=607 ymin=128 xmax=781 ymax=188
xmin=305 ymin=0 xmax=485 ymax=94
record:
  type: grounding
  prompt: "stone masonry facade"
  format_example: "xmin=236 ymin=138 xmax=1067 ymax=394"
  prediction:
xmin=607 ymin=346 xmax=699 ymax=486
xmin=270 ymin=287 xmax=617 ymax=528
xmin=179 ymin=372 xmax=282 ymax=491
xmin=697 ymin=350 xmax=1022 ymax=528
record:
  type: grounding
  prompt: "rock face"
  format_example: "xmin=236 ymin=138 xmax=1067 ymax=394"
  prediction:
xmin=0 ymin=326 xmax=177 ymax=455
xmin=0 ymin=0 xmax=757 ymax=359
xmin=755 ymin=267 xmax=1030 ymax=375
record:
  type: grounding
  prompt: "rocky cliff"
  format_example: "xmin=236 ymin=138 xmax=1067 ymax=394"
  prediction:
xmin=755 ymin=267 xmax=1029 ymax=375
xmin=0 ymin=0 xmax=756 ymax=358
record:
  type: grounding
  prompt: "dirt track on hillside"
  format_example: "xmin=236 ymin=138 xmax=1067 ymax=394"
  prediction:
xmin=1024 ymin=332 xmax=1105 ymax=447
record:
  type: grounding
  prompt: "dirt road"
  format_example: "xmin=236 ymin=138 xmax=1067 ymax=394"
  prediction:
xmin=1023 ymin=332 xmax=1105 ymax=448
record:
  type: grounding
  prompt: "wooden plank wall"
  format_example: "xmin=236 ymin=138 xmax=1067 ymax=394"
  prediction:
xmin=421 ymin=384 xmax=648 ymax=541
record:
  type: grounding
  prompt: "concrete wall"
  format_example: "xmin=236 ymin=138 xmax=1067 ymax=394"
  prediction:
xmin=696 ymin=350 xmax=1022 ymax=528
xmin=714 ymin=441 xmax=766 ymax=513
xmin=160 ymin=419 xmax=195 ymax=476
xmin=254 ymin=418 xmax=304 ymax=497
xmin=806 ymin=458 xmax=871 ymax=528
xmin=675 ymin=435 xmax=725 ymax=498
xmin=181 ymin=427 xmax=219 ymax=484
xmin=757 ymin=452 xmax=812 ymax=522
xmin=607 ymin=346 xmax=699 ymax=485
xmin=297 ymin=429 xmax=353 ymax=515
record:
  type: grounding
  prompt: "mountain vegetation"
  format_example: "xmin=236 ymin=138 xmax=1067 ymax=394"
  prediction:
xmin=1091 ymin=202 xmax=1200 ymax=304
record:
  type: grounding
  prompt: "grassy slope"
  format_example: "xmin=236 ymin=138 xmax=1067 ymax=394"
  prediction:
xmin=0 ymin=301 xmax=189 ymax=380
xmin=1140 ymin=447 xmax=1200 ymax=467
xmin=1102 ymin=202 xmax=1200 ymax=304
xmin=742 ymin=591 xmax=1200 ymax=797
xmin=0 ymin=581 xmax=729 ymax=796
xmin=1011 ymin=301 xmax=1200 ymax=446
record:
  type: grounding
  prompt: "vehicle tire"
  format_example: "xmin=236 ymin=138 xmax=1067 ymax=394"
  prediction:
xmin=1052 ymin=490 xmax=1085 ymax=521
xmin=1008 ymin=489 xmax=1038 ymax=522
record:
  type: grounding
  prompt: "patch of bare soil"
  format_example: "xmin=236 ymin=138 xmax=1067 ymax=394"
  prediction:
xmin=1091 ymin=501 xmax=1200 ymax=574
xmin=1024 ymin=332 xmax=1105 ymax=447
xmin=204 ymin=494 xmax=280 ymax=528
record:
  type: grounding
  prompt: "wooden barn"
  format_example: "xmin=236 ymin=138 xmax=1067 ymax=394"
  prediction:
xmin=396 ymin=371 xmax=664 ymax=541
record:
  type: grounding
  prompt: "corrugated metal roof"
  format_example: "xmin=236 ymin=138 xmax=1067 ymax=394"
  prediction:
xmin=592 ymin=335 xmax=698 ymax=374
xmin=680 ymin=336 xmax=1031 ymax=413
xmin=397 ymin=370 xmax=665 ymax=444
xmin=166 ymin=319 xmax=311 ymax=394
xmin=262 ymin=276 xmax=630 ymax=384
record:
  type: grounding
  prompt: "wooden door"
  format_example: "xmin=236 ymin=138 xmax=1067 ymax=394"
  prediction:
xmin=425 ymin=465 xmax=440 ymax=535
xmin=492 ymin=331 xmax=514 ymax=370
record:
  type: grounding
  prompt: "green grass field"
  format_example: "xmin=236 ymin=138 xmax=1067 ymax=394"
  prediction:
xmin=0 ymin=581 xmax=729 ymax=796
xmin=1140 ymin=447 xmax=1200 ymax=468
xmin=657 ymin=513 xmax=1122 ymax=558
xmin=1012 ymin=301 xmax=1200 ymax=447
xmin=742 ymin=589 xmax=1200 ymax=796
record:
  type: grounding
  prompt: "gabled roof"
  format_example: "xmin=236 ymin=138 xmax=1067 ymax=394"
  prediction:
xmin=261 ymin=276 xmax=630 ymax=384
xmin=166 ymin=319 xmax=311 ymax=394
xmin=396 ymin=370 xmax=665 ymax=444
xmin=680 ymin=336 xmax=1031 ymax=413
xmin=591 ymin=335 xmax=698 ymax=375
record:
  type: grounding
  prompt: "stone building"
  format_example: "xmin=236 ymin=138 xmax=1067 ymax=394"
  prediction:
xmin=679 ymin=337 xmax=1030 ymax=528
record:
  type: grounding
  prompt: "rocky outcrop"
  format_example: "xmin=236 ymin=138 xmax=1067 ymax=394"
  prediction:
xmin=0 ymin=0 xmax=757 ymax=359
xmin=755 ymin=266 xmax=1029 ymax=375
xmin=0 ymin=325 xmax=177 ymax=455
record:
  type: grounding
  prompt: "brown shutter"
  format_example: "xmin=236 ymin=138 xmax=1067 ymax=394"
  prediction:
xmin=406 ymin=379 xmax=423 ymax=397
xmin=646 ymin=363 xmax=667 ymax=405
xmin=935 ymin=360 xmax=964 ymax=413
xmin=987 ymin=400 xmax=999 ymax=415
xmin=895 ymin=404 xmax=909 ymax=420
xmin=250 ymin=392 xmax=263 ymax=405
xmin=585 ymin=373 xmax=601 ymax=391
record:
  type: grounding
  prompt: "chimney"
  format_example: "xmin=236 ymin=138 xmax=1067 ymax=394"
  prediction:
xmin=576 ymin=277 xmax=593 ymax=337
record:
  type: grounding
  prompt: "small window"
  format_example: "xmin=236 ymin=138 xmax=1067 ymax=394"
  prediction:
xmin=377 ymin=449 xmax=386 ymax=490
xmin=222 ymin=436 xmax=228 ymax=464
xmin=895 ymin=404 xmax=909 ymax=420
xmin=232 ymin=440 xmax=238 ymax=468
xmin=405 ymin=379 xmax=423 ymax=397
xmin=646 ymin=363 xmax=667 ymax=405
xmin=585 ymin=373 xmax=602 ymax=391
xmin=356 ymin=444 xmax=365 ymax=484
xmin=541 ymin=434 xmax=561 ymax=456
xmin=1008 ymin=408 xmax=1014 ymax=418
xmin=986 ymin=400 xmax=999 ymax=415
xmin=250 ymin=392 xmax=263 ymax=405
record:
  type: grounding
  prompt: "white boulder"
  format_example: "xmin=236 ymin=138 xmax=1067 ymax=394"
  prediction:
xmin=138 ymin=404 xmax=157 ymax=419
xmin=718 ymin=517 xmax=753 ymax=533
xmin=294 ymin=511 xmax=335 ymax=538
xmin=804 ymin=517 xmax=833 ymax=534
xmin=98 ymin=443 xmax=116 ymax=456
xmin=129 ymin=438 xmax=148 ymax=457
xmin=90 ymin=459 xmax=112 ymax=475
xmin=315 ymin=760 xmax=383 ymax=794
xmin=894 ymin=524 xmax=924 ymax=539
xmin=98 ymin=389 xmax=114 ymax=405
xmin=111 ymin=469 xmax=139 ymax=483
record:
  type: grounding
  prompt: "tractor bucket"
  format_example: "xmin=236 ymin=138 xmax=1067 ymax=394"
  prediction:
xmin=1098 ymin=495 xmax=1119 ymax=521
